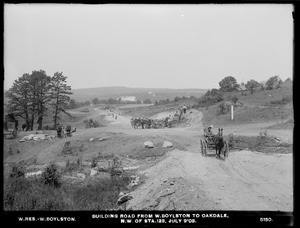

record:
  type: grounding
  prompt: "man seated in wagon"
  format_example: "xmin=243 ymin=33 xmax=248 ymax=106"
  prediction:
xmin=204 ymin=125 xmax=215 ymax=144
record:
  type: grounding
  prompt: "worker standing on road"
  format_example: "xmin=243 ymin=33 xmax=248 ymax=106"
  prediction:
xmin=182 ymin=105 xmax=187 ymax=114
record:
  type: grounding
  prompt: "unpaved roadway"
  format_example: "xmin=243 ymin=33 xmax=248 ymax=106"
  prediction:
xmin=96 ymin=108 xmax=294 ymax=211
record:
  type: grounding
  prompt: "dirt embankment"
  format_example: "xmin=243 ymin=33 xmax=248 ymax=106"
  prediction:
xmin=127 ymin=149 xmax=293 ymax=211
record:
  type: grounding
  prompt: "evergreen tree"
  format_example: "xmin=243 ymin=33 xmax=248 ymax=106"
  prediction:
xmin=29 ymin=70 xmax=52 ymax=130
xmin=49 ymin=72 xmax=73 ymax=129
xmin=5 ymin=74 xmax=32 ymax=130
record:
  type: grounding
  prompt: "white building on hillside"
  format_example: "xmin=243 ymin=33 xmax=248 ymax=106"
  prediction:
xmin=117 ymin=96 xmax=137 ymax=102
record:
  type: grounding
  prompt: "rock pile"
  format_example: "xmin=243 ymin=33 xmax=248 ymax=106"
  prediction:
xmin=19 ymin=134 xmax=56 ymax=142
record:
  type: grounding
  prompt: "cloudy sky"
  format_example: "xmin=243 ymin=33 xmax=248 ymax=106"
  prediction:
xmin=4 ymin=4 xmax=293 ymax=90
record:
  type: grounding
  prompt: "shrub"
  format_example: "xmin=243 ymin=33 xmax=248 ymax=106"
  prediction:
xmin=64 ymin=161 xmax=80 ymax=173
xmin=108 ymin=156 xmax=123 ymax=178
xmin=228 ymin=133 xmax=234 ymax=149
xmin=10 ymin=163 xmax=26 ymax=178
xmin=231 ymin=96 xmax=239 ymax=105
xmin=84 ymin=118 xmax=100 ymax=128
xmin=218 ymin=103 xmax=231 ymax=115
xmin=62 ymin=141 xmax=72 ymax=155
xmin=256 ymin=130 xmax=276 ymax=148
xmin=270 ymin=96 xmax=292 ymax=105
xmin=265 ymin=76 xmax=282 ymax=90
xmin=91 ymin=156 xmax=98 ymax=168
xmin=41 ymin=163 xmax=61 ymax=188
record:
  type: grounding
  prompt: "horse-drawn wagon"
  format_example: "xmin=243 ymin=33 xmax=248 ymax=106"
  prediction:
xmin=200 ymin=127 xmax=229 ymax=159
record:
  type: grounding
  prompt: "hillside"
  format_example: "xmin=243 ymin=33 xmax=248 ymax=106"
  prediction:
xmin=201 ymin=83 xmax=293 ymax=128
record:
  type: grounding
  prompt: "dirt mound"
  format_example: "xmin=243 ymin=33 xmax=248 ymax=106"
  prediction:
xmin=127 ymin=149 xmax=293 ymax=211
xmin=127 ymin=149 xmax=215 ymax=210
xmin=151 ymin=111 xmax=177 ymax=120
xmin=150 ymin=109 xmax=203 ymax=129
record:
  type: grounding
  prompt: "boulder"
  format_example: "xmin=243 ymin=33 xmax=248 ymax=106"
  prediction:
xmin=83 ymin=161 xmax=92 ymax=166
xmin=19 ymin=133 xmax=54 ymax=142
xmin=144 ymin=141 xmax=154 ymax=148
xmin=117 ymin=194 xmax=133 ymax=205
xmin=89 ymin=138 xmax=94 ymax=142
xmin=26 ymin=164 xmax=48 ymax=171
xmin=90 ymin=169 xmax=98 ymax=176
xmin=162 ymin=141 xmax=173 ymax=148
xmin=123 ymin=166 xmax=140 ymax=171
xmin=25 ymin=170 xmax=43 ymax=178
xmin=274 ymin=137 xmax=281 ymax=143
xmin=99 ymin=136 xmax=109 ymax=141
xmin=119 ymin=192 xmax=125 ymax=197
xmin=127 ymin=183 xmax=135 ymax=190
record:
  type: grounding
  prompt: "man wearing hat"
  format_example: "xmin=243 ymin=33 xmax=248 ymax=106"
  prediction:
xmin=204 ymin=125 xmax=214 ymax=143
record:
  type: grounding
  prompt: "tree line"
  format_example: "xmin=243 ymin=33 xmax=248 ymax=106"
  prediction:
xmin=153 ymin=75 xmax=289 ymax=108
xmin=196 ymin=75 xmax=288 ymax=107
xmin=5 ymin=70 xmax=72 ymax=131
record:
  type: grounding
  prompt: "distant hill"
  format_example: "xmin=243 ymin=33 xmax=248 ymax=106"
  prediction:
xmin=70 ymin=86 xmax=207 ymax=102
xmin=3 ymin=86 xmax=207 ymax=105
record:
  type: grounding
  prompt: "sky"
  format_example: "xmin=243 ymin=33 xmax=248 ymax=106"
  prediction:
xmin=4 ymin=4 xmax=294 ymax=90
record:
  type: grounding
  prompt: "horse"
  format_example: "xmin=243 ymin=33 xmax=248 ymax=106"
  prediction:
xmin=215 ymin=128 xmax=225 ymax=159
xmin=143 ymin=118 xmax=152 ymax=129
xmin=132 ymin=118 xmax=141 ymax=129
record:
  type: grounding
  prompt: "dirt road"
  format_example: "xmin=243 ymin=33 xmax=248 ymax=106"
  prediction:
xmin=97 ymin=108 xmax=293 ymax=211
xmin=126 ymin=150 xmax=292 ymax=211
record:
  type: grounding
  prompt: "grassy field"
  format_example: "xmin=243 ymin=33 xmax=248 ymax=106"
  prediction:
xmin=3 ymin=130 xmax=188 ymax=211
xmin=4 ymin=131 xmax=187 ymax=165
xmin=4 ymin=162 xmax=131 ymax=210
xmin=227 ymin=132 xmax=293 ymax=154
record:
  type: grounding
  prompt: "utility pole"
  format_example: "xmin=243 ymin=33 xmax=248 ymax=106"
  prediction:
xmin=231 ymin=105 xmax=234 ymax=120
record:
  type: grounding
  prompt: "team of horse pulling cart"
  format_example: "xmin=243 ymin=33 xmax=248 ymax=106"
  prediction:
xmin=200 ymin=127 xmax=229 ymax=159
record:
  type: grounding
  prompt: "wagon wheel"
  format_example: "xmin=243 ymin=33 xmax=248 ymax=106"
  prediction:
xmin=200 ymin=139 xmax=207 ymax=157
xmin=203 ymin=140 xmax=208 ymax=157
xmin=223 ymin=140 xmax=229 ymax=158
